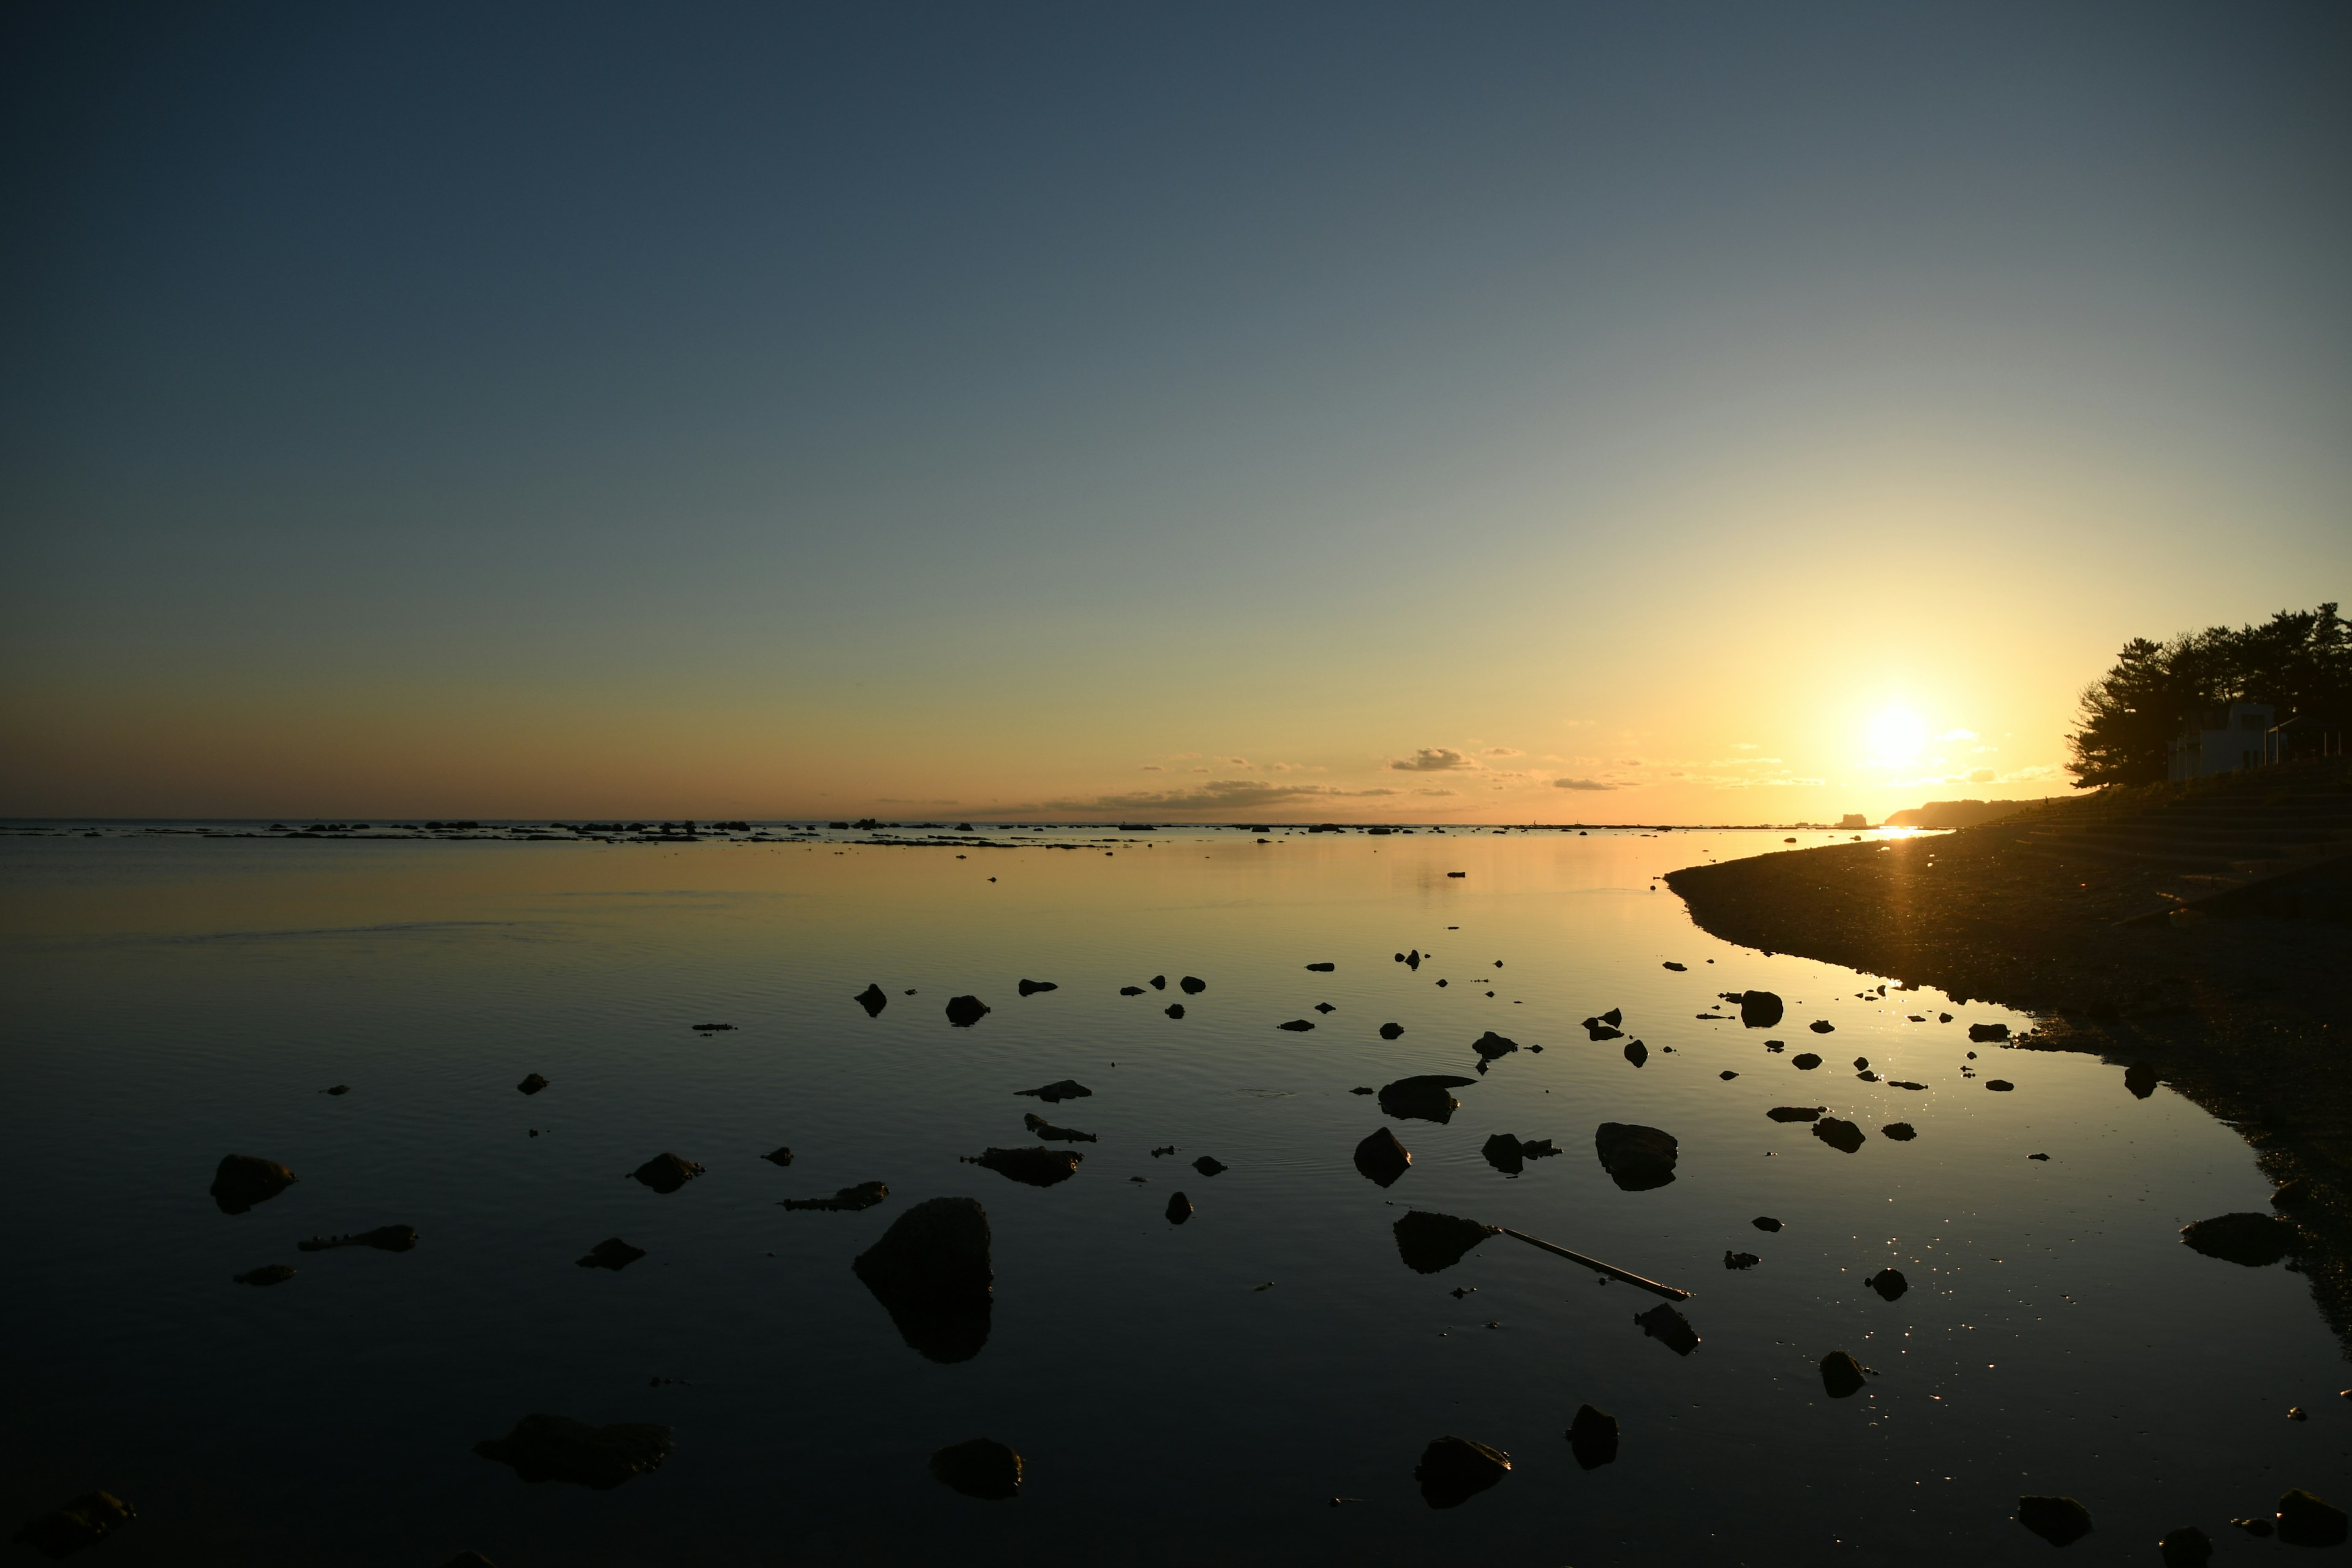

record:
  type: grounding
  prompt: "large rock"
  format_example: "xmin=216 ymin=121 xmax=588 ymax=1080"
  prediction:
xmin=931 ymin=1438 xmax=1021 ymax=1500
xmin=2124 ymin=1063 xmax=2158 ymax=1099
xmin=2016 ymin=1495 xmax=2092 ymax=1547
xmin=1414 ymin=1436 xmax=1510 ymax=1509
xmin=963 ymin=1147 xmax=1081 ymax=1188
xmin=1812 ymin=1117 xmax=1865 ymax=1155
xmin=630 ymin=1153 xmax=704 ymax=1194
xmin=1866 ymin=1267 xmax=1907 ymax=1302
xmin=210 ymin=1155 xmax=296 ymax=1215
xmin=2180 ymin=1212 xmax=2297 ymax=1267
xmin=854 ymin=984 xmax=888 ymax=1018
xmin=1379 ymin=1074 xmax=1476 ymax=1125
xmin=1165 ymin=1191 xmax=1193 ymax=1225
xmin=1819 ymin=1351 xmax=1866 ymax=1398
xmin=1392 ymin=1211 xmax=1496 ymax=1274
xmin=1739 ymin=990 xmax=1784 ymax=1028
xmin=1567 ymin=1404 xmax=1618 ymax=1469
xmin=1594 ymin=1123 xmax=1678 ymax=1191
xmin=944 ymin=995 xmax=990 ymax=1028
xmin=13 ymin=1492 xmax=137 ymax=1558
xmin=1353 ymin=1128 xmax=1412 ymax=1188
xmin=473 ymin=1414 xmax=674 ymax=1489
xmin=853 ymin=1197 xmax=993 ymax=1363
xmin=2277 ymin=1489 xmax=2348 ymax=1547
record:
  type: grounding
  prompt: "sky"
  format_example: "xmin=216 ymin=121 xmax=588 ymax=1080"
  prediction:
xmin=3 ymin=1 xmax=2348 ymax=823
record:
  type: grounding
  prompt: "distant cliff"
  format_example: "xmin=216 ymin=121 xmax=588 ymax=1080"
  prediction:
xmin=1882 ymin=798 xmax=2037 ymax=829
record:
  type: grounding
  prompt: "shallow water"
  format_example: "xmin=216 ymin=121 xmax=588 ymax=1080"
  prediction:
xmin=2 ymin=825 xmax=2344 ymax=1564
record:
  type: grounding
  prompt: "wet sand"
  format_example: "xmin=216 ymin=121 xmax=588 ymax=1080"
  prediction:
xmin=1665 ymin=759 xmax=2352 ymax=1351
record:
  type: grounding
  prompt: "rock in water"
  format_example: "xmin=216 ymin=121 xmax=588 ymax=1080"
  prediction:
xmin=1819 ymin=1351 xmax=1866 ymax=1398
xmin=2017 ymin=1495 xmax=2093 ymax=1547
xmin=1016 ymin=979 xmax=1057 ymax=997
xmin=1180 ymin=975 xmax=1206 ymax=993
xmin=1393 ymin=1211 xmax=1497 ymax=1274
xmin=1353 ymin=1128 xmax=1412 ymax=1188
xmin=13 ymin=1492 xmax=137 ymax=1558
xmin=2277 ymin=1490 xmax=2348 ymax=1547
xmin=1379 ymin=1074 xmax=1476 ymax=1125
xmin=2180 ymin=1212 xmax=2297 ymax=1267
xmin=1969 ymin=1022 xmax=2011 ymax=1042
xmin=210 ymin=1155 xmax=296 ymax=1215
xmin=1621 ymin=1040 xmax=1648 ymax=1068
xmin=1740 ymin=990 xmax=1785 ymax=1028
xmin=516 ymin=1072 xmax=549 ymax=1095
xmin=852 ymin=1197 xmax=994 ymax=1363
xmin=1766 ymin=1106 xmax=1825 ymax=1123
xmin=1881 ymin=1123 xmax=1917 ymax=1141
xmin=1379 ymin=1022 xmax=1404 ymax=1040
xmin=944 ymin=995 xmax=990 ymax=1027
xmin=1986 ymin=1079 xmax=2015 ymax=1092
xmin=1635 ymin=1303 xmax=1699 ymax=1355
xmin=1119 ymin=986 xmax=1145 ymax=997
xmin=1792 ymin=1052 xmax=1822 ymax=1070
xmin=1015 ymin=1079 xmax=1091 ymax=1103
xmin=854 ymin=984 xmax=888 ymax=1017
xmin=297 ymin=1225 xmax=418 ymax=1253
xmin=233 ymin=1264 xmax=296 ymax=1287
xmin=1752 ymin=1216 xmax=1783 ymax=1232
xmin=1812 ymin=1117 xmax=1866 ymax=1154
xmin=1414 ymin=1436 xmax=1510 ymax=1509
xmin=1724 ymin=1251 xmax=1760 ymax=1270
xmin=1567 ymin=1404 xmax=1618 ymax=1469
xmin=1594 ymin=1122 xmax=1678 ymax=1191
xmin=1165 ymin=1191 xmax=1193 ymax=1225
xmin=630 ymin=1153 xmax=704 ymax=1194
xmin=762 ymin=1146 xmax=794 ymax=1166
xmin=963 ymin=1148 xmax=1081 ymax=1188
xmin=473 ymin=1414 xmax=674 ymax=1489
xmin=1192 ymin=1155 xmax=1227 ymax=1177
xmin=1305 ymin=962 xmax=1335 ymax=972
xmin=1809 ymin=1020 xmax=1835 ymax=1034
xmin=2157 ymin=1526 xmax=2212 ymax=1566
xmin=1278 ymin=1019 xmax=1315 ymax=1032
xmin=576 ymin=1238 xmax=646 ymax=1270
xmin=1481 ymin=1133 xmax=1527 ymax=1175
xmin=1164 ymin=1004 xmax=1185 ymax=1019
xmin=1022 ymin=1112 xmax=1097 ymax=1143
xmin=931 ymin=1438 xmax=1022 ymax=1500
xmin=780 ymin=1182 xmax=890 ymax=1210
xmin=1866 ymin=1267 xmax=1907 ymax=1302
xmin=2125 ymin=1063 xmax=2158 ymax=1100
xmin=1471 ymin=1031 xmax=1518 ymax=1062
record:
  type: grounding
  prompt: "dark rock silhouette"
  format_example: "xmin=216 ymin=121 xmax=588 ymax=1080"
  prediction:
xmin=1567 ymin=1405 xmax=1618 ymax=1469
xmin=1793 ymin=1052 xmax=1822 ymax=1070
xmin=1482 ymin=1133 xmax=1526 ymax=1175
xmin=1600 ymin=1008 xmax=1623 ymax=1026
xmin=1809 ymin=1020 xmax=1835 ymax=1034
xmin=576 ymin=1238 xmax=646 ymax=1270
xmin=1970 ymin=1022 xmax=2012 ymax=1042
xmin=1471 ymin=1031 xmax=1518 ymax=1062
xmin=1986 ymin=1078 xmax=2015 ymax=1091
xmin=1414 ymin=1436 xmax=1510 ymax=1508
xmin=853 ymin=1197 xmax=993 ymax=1363
xmin=630 ymin=1153 xmax=704 ymax=1193
xmin=13 ymin=1491 xmax=137 ymax=1558
xmin=2158 ymin=1526 xmax=2212 ymax=1566
xmin=474 ymin=1414 xmax=674 ymax=1489
xmin=1663 ymin=961 xmax=1686 ymax=971
xmin=944 ymin=995 xmax=990 ymax=1027
xmin=1017 ymin=979 xmax=1057 ymax=997
xmin=1820 ymin=1351 xmax=1866 ymax=1398
xmin=1635 ymin=1302 xmax=1699 ymax=1355
xmin=1622 ymin=1040 xmax=1648 ymax=1068
xmin=780 ymin=1181 xmax=890 ymax=1210
xmin=1165 ymin=1191 xmax=1193 ymax=1224
xmin=1015 ymin=1079 xmax=1091 ymax=1103
xmin=2125 ymin=1063 xmax=2158 ymax=1099
xmin=1882 ymin=1123 xmax=1917 ymax=1141
xmin=1724 ymin=1251 xmax=1760 ymax=1270
xmin=1812 ymin=1117 xmax=1865 ymax=1154
xmin=1594 ymin=1123 xmax=1677 ymax=1191
xmin=1379 ymin=1074 xmax=1476 ymax=1124
xmin=1306 ymin=962 xmax=1335 ymax=971
xmin=1314 ymin=1003 xmax=1336 ymax=1014
xmin=517 ymin=1073 xmax=549 ymax=1095
xmin=2277 ymin=1490 xmax=2348 ymax=1547
xmin=2017 ymin=1495 xmax=2092 ymax=1547
xmin=298 ymin=1225 xmax=417 ymax=1253
xmin=1405 ymin=950 xmax=1421 ymax=970
xmin=2180 ymin=1212 xmax=2297 ymax=1266
xmin=1192 ymin=1155 xmax=1227 ymax=1177
xmin=1866 ymin=1267 xmax=1908 ymax=1302
xmin=1393 ymin=1210 xmax=1496 ymax=1273
xmin=211 ymin=1155 xmax=296 ymax=1215
xmin=1753 ymin=1215 xmax=1783 ymax=1232
xmin=1150 ymin=975 xmax=1167 ymax=989
xmin=932 ymin=1438 xmax=1022 ymax=1500
xmin=1766 ymin=1106 xmax=1825 ymax=1123
xmin=1165 ymin=1004 xmax=1186 ymax=1019
xmin=2271 ymin=1177 xmax=2315 ymax=1212
xmin=1180 ymin=975 xmax=1205 ymax=993
xmin=964 ymin=1147 xmax=1081 ymax=1187
xmin=855 ymin=983 xmax=889 ymax=1017
xmin=1740 ymin=990 xmax=1785 ymax=1028
xmin=1120 ymin=986 xmax=1145 ymax=996
xmin=763 ymin=1146 xmax=794 ymax=1166
xmin=1022 ymin=1112 xmax=1096 ymax=1143
xmin=233 ymin=1264 xmax=295 ymax=1286
xmin=1379 ymin=1022 xmax=1404 ymax=1040
xmin=1354 ymin=1128 xmax=1412 ymax=1187
xmin=1278 ymin=1019 xmax=1315 ymax=1031
xmin=324 ymin=1084 xmax=349 ymax=1096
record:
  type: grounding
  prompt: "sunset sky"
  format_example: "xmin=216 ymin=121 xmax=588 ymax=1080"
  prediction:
xmin=5 ymin=2 xmax=2348 ymax=822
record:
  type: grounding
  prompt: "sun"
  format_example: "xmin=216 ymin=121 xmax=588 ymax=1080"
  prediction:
xmin=1866 ymin=704 xmax=1928 ymax=767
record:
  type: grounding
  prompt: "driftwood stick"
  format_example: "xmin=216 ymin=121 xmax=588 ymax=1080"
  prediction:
xmin=1499 ymin=1227 xmax=1689 ymax=1301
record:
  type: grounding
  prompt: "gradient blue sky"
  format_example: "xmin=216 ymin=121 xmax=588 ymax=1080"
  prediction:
xmin=4 ymin=2 xmax=2347 ymax=820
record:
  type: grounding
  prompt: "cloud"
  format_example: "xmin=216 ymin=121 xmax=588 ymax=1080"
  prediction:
xmin=1140 ymin=764 xmax=1164 ymax=771
xmin=1389 ymin=747 xmax=1476 ymax=772
xmin=1031 ymin=780 xmax=1405 ymax=814
xmin=1223 ymin=756 xmax=1250 ymax=766
xmin=1730 ymin=741 xmax=1760 ymax=750
xmin=1996 ymin=764 xmax=2063 ymax=785
xmin=1553 ymin=777 xmax=1616 ymax=791
xmin=1479 ymin=747 xmax=1523 ymax=757
xmin=1940 ymin=728 xmax=1978 ymax=741
xmin=1412 ymin=787 xmax=1457 ymax=797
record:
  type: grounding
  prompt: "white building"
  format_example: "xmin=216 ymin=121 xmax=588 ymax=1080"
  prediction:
xmin=2166 ymin=702 xmax=2275 ymax=781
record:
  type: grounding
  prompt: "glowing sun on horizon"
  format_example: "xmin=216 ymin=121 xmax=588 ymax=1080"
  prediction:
xmin=1866 ymin=704 xmax=1928 ymax=767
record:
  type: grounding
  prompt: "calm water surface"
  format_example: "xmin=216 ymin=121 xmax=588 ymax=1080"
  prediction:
xmin=3 ymin=826 xmax=2344 ymax=1564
